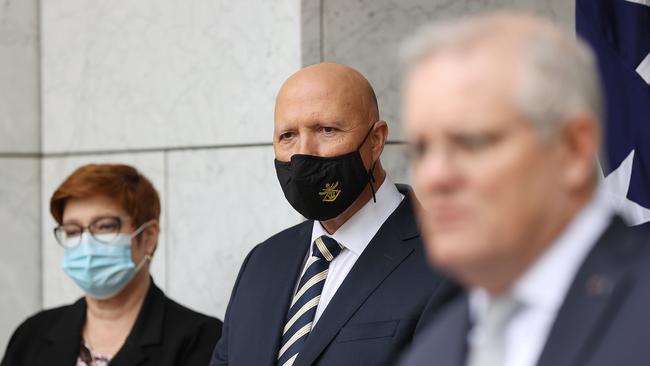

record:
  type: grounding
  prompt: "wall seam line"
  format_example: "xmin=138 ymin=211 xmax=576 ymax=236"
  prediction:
xmin=163 ymin=150 xmax=170 ymax=292
xmin=37 ymin=0 xmax=44 ymax=310
xmin=0 ymin=141 xmax=407 ymax=160
xmin=319 ymin=0 xmax=325 ymax=62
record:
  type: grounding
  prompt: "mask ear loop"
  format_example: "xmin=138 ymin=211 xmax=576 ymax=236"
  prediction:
xmin=129 ymin=220 xmax=153 ymax=238
xmin=135 ymin=254 xmax=153 ymax=272
xmin=131 ymin=220 xmax=155 ymax=272
xmin=358 ymin=122 xmax=379 ymax=204
xmin=368 ymin=161 xmax=377 ymax=203
xmin=356 ymin=122 xmax=377 ymax=150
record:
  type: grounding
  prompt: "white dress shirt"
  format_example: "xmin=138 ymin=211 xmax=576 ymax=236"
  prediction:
xmin=468 ymin=190 xmax=613 ymax=366
xmin=297 ymin=177 xmax=404 ymax=326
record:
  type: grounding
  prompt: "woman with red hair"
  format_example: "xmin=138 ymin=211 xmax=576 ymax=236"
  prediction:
xmin=2 ymin=163 xmax=222 ymax=366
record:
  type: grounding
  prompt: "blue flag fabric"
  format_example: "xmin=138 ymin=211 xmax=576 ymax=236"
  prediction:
xmin=576 ymin=0 xmax=650 ymax=226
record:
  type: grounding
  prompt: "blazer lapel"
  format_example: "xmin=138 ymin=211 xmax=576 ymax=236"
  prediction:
xmin=257 ymin=222 xmax=313 ymax=365
xmin=39 ymin=298 xmax=86 ymax=364
xmin=536 ymin=217 xmax=637 ymax=366
xmin=110 ymin=343 xmax=149 ymax=366
xmin=109 ymin=279 xmax=165 ymax=366
xmin=294 ymin=193 xmax=419 ymax=366
xmin=416 ymin=295 xmax=470 ymax=366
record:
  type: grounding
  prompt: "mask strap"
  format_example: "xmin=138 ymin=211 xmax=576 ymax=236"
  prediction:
xmin=131 ymin=220 xmax=155 ymax=272
xmin=357 ymin=122 xmax=378 ymax=151
xmin=358 ymin=122 xmax=379 ymax=203
xmin=130 ymin=220 xmax=153 ymax=239
xmin=368 ymin=161 xmax=377 ymax=203
xmin=134 ymin=254 xmax=153 ymax=272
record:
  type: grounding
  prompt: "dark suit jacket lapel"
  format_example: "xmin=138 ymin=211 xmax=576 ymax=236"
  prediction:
xmin=109 ymin=279 xmax=165 ymax=366
xmin=40 ymin=298 xmax=86 ymax=364
xmin=414 ymin=294 xmax=470 ymax=366
xmin=257 ymin=222 xmax=313 ymax=365
xmin=536 ymin=217 xmax=637 ymax=366
xmin=294 ymin=192 xmax=419 ymax=366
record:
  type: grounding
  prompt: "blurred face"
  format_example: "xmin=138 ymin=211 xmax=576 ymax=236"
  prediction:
xmin=404 ymin=50 xmax=568 ymax=287
xmin=62 ymin=195 xmax=151 ymax=264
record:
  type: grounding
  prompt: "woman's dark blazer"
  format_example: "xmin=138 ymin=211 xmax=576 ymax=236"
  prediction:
xmin=1 ymin=278 xmax=222 ymax=366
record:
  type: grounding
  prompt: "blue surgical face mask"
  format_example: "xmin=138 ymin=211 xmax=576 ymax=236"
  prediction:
xmin=62 ymin=223 xmax=152 ymax=300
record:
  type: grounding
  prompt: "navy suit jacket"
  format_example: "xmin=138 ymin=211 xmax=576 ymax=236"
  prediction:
xmin=211 ymin=185 xmax=457 ymax=366
xmin=399 ymin=216 xmax=650 ymax=366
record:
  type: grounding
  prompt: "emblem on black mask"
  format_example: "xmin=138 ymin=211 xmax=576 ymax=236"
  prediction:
xmin=319 ymin=182 xmax=342 ymax=202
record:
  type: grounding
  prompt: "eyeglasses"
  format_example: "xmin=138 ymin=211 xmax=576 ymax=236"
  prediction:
xmin=54 ymin=216 xmax=133 ymax=249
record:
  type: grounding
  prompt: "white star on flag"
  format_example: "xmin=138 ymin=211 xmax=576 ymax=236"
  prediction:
xmin=623 ymin=0 xmax=650 ymax=84
xmin=600 ymin=150 xmax=650 ymax=225
xmin=623 ymin=0 xmax=650 ymax=7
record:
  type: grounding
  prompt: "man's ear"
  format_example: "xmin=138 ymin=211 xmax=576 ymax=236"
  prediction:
xmin=558 ymin=113 xmax=600 ymax=191
xmin=370 ymin=120 xmax=389 ymax=162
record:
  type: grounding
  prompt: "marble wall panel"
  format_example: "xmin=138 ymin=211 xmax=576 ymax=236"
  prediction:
xmin=0 ymin=0 xmax=40 ymax=153
xmin=0 ymin=158 xmax=41 ymax=357
xmin=40 ymin=152 xmax=167 ymax=308
xmin=320 ymin=0 xmax=575 ymax=141
xmin=41 ymin=0 xmax=302 ymax=153
xmin=166 ymin=147 xmax=303 ymax=318
xmin=301 ymin=0 xmax=322 ymax=66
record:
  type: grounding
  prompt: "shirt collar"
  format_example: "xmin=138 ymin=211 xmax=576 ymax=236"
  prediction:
xmin=311 ymin=176 xmax=404 ymax=255
xmin=470 ymin=189 xmax=614 ymax=320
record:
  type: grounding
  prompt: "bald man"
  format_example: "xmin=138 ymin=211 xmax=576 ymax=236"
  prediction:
xmin=399 ymin=12 xmax=650 ymax=366
xmin=210 ymin=63 xmax=456 ymax=366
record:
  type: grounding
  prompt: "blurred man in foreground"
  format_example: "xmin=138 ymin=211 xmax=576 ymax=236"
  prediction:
xmin=399 ymin=12 xmax=650 ymax=366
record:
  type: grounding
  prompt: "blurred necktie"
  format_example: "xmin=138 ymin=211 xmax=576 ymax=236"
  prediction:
xmin=466 ymin=295 xmax=522 ymax=366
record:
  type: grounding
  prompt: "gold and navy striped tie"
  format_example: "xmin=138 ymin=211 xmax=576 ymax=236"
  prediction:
xmin=276 ymin=235 xmax=343 ymax=366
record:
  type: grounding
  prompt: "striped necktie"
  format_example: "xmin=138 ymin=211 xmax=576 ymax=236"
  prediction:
xmin=277 ymin=235 xmax=344 ymax=366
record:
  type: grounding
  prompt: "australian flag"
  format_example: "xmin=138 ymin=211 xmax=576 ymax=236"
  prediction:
xmin=576 ymin=0 xmax=650 ymax=226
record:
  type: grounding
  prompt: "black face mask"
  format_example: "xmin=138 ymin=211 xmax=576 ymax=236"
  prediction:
xmin=274 ymin=124 xmax=377 ymax=221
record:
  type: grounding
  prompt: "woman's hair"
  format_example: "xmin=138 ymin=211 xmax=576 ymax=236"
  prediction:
xmin=50 ymin=163 xmax=161 ymax=228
